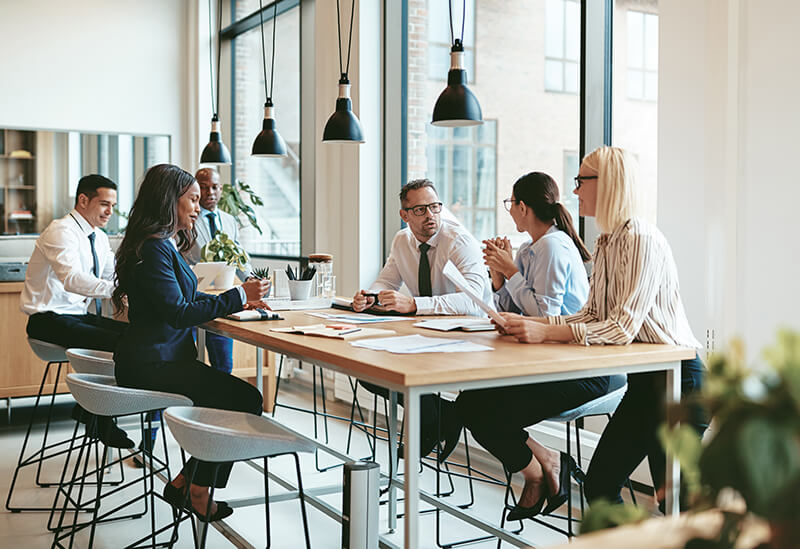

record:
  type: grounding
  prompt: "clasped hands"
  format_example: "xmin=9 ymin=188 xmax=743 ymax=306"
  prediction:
xmin=483 ymin=237 xmax=517 ymax=290
xmin=352 ymin=289 xmax=417 ymax=314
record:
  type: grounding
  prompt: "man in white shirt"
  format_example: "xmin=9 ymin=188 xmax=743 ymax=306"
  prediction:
xmin=182 ymin=168 xmax=252 ymax=374
xmin=351 ymin=179 xmax=492 ymax=457
xmin=21 ymin=174 xmax=132 ymax=448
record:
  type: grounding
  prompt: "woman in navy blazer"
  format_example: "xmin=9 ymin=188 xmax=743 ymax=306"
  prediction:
xmin=113 ymin=164 xmax=269 ymax=522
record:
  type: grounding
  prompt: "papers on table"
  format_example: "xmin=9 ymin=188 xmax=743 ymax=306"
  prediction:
xmin=265 ymin=297 xmax=333 ymax=311
xmin=271 ymin=324 xmax=395 ymax=340
xmin=350 ymin=334 xmax=493 ymax=354
xmin=414 ymin=318 xmax=495 ymax=332
xmin=442 ymin=260 xmax=506 ymax=328
xmin=306 ymin=311 xmax=409 ymax=324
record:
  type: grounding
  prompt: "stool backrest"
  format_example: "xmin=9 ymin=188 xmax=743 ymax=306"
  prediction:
xmin=66 ymin=373 xmax=193 ymax=417
xmin=66 ymin=349 xmax=114 ymax=375
xmin=164 ymin=406 xmax=315 ymax=463
xmin=27 ymin=338 xmax=68 ymax=363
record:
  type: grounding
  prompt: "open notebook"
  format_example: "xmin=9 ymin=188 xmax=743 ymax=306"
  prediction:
xmin=270 ymin=324 xmax=395 ymax=340
xmin=413 ymin=318 xmax=494 ymax=332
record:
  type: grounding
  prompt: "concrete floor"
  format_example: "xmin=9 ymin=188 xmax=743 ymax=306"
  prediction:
xmin=0 ymin=376 xmax=652 ymax=548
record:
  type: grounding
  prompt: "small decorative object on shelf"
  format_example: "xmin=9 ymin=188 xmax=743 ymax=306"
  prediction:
xmin=9 ymin=149 xmax=32 ymax=158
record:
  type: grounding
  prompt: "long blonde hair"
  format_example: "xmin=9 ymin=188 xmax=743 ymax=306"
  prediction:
xmin=582 ymin=146 xmax=642 ymax=234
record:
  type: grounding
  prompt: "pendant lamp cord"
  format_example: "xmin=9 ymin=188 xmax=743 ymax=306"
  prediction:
xmin=448 ymin=0 xmax=467 ymax=46
xmin=207 ymin=0 xmax=224 ymax=117
xmin=335 ymin=0 xmax=357 ymax=78
xmin=258 ymin=0 xmax=278 ymax=103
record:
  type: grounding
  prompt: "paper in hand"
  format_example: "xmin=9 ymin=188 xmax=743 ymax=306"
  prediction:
xmin=442 ymin=260 xmax=506 ymax=328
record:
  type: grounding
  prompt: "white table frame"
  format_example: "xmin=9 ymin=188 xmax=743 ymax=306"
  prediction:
xmin=198 ymin=325 xmax=682 ymax=549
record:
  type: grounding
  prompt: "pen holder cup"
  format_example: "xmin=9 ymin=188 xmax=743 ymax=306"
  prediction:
xmin=288 ymin=279 xmax=313 ymax=301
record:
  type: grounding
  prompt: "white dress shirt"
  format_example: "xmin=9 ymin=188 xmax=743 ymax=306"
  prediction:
xmin=20 ymin=209 xmax=114 ymax=315
xmin=548 ymin=218 xmax=701 ymax=348
xmin=369 ymin=220 xmax=493 ymax=316
xmin=494 ymin=226 xmax=589 ymax=317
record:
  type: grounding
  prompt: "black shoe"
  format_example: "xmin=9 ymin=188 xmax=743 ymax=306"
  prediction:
xmin=541 ymin=452 xmax=585 ymax=516
xmin=96 ymin=419 xmax=135 ymax=449
xmin=506 ymin=494 xmax=547 ymax=522
xmin=162 ymin=483 xmax=233 ymax=523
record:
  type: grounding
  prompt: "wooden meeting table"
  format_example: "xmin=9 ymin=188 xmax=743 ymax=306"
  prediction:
xmin=199 ymin=309 xmax=694 ymax=549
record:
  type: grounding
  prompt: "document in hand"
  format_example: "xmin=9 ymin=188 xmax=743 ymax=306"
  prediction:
xmin=271 ymin=324 xmax=395 ymax=340
xmin=413 ymin=319 xmax=495 ymax=332
xmin=441 ymin=260 xmax=507 ymax=328
xmin=350 ymin=334 xmax=493 ymax=354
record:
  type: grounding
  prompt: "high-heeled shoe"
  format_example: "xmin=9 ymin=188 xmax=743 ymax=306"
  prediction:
xmin=541 ymin=452 xmax=585 ymax=516
xmin=506 ymin=493 xmax=547 ymax=522
xmin=163 ymin=483 xmax=233 ymax=523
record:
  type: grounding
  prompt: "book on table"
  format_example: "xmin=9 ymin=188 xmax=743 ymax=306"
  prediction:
xmin=270 ymin=324 xmax=395 ymax=340
xmin=413 ymin=318 xmax=494 ymax=332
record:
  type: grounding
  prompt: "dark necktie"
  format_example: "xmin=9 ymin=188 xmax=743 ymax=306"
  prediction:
xmin=418 ymin=242 xmax=432 ymax=297
xmin=207 ymin=212 xmax=218 ymax=238
xmin=87 ymin=232 xmax=102 ymax=316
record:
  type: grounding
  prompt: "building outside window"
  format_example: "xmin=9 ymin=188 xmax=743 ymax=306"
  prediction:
xmin=626 ymin=9 xmax=658 ymax=102
xmin=230 ymin=0 xmax=301 ymax=257
xmin=407 ymin=0 xmax=581 ymax=249
xmin=426 ymin=122 xmax=497 ymax=240
xmin=544 ymin=0 xmax=580 ymax=94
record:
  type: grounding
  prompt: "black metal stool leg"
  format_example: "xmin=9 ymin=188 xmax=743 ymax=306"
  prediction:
xmin=293 ymin=453 xmax=312 ymax=549
xmin=35 ymin=362 xmax=64 ymax=487
xmin=264 ymin=458 xmax=271 ymax=549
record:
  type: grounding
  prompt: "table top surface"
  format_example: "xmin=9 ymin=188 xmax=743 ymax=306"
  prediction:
xmin=205 ymin=309 xmax=695 ymax=388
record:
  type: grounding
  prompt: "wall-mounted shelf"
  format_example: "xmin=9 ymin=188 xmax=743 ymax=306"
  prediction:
xmin=0 ymin=129 xmax=38 ymax=235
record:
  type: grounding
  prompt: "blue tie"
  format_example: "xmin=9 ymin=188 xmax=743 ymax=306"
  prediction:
xmin=207 ymin=213 xmax=218 ymax=238
xmin=88 ymin=233 xmax=102 ymax=316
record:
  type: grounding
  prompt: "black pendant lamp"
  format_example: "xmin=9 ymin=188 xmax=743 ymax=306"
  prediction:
xmin=201 ymin=0 xmax=232 ymax=165
xmin=322 ymin=0 xmax=365 ymax=143
xmin=252 ymin=0 xmax=287 ymax=157
xmin=431 ymin=0 xmax=483 ymax=127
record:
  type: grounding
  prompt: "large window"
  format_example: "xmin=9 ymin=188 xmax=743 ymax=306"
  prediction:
xmin=626 ymin=9 xmax=658 ymax=101
xmin=229 ymin=0 xmax=301 ymax=257
xmin=406 ymin=0 xmax=580 ymax=249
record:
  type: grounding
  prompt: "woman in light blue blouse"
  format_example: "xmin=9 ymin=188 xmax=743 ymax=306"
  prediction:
xmin=446 ymin=172 xmax=612 ymax=523
xmin=485 ymin=171 xmax=590 ymax=316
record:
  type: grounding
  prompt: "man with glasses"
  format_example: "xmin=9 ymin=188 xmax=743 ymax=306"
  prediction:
xmin=351 ymin=178 xmax=492 ymax=457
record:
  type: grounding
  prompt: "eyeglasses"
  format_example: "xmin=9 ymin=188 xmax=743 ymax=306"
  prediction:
xmin=403 ymin=202 xmax=443 ymax=216
xmin=502 ymin=198 xmax=519 ymax=212
xmin=573 ymin=175 xmax=598 ymax=190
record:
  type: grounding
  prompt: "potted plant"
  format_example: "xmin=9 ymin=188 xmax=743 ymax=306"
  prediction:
xmin=581 ymin=329 xmax=800 ymax=549
xmin=217 ymin=179 xmax=265 ymax=235
xmin=200 ymin=232 xmax=249 ymax=289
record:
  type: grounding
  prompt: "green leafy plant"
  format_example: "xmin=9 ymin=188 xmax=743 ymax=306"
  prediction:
xmin=217 ymin=179 xmax=264 ymax=235
xmin=200 ymin=232 xmax=249 ymax=270
xmin=582 ymin=330 xmax=800 ymax=548
xmin=251 ymin=266 xmax=270 ymax=280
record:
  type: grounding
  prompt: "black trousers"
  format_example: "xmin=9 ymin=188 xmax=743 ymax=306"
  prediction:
xmin=115 ymin=358 xmax=263 ymax=488
xmin=583 ymin=355 xmax=708 ymax=504
xmin=455 ymin=376 xmax=610 ymax=473
xmin=26 ymin=312 xmax=127 ymax=352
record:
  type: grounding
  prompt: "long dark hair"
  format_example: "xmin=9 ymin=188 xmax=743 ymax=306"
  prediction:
xmin=513 ymin=172 xmax=591 ymax=262
xmin=112 ymin=164 xmax=197 ymax=312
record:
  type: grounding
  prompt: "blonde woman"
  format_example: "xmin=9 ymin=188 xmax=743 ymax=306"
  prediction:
xmin=496 ymin=146 xmax=707 ymax=511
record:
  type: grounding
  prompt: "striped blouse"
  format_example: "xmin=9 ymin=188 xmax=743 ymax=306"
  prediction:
xmin=547 ymin=218 xmax=701 ymax=348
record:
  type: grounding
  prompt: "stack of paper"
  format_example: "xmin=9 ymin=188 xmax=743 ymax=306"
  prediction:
xmin=306 ymin=312 xmax=409 ymax=324
xmin=271 ymin=324 xmax=395 ymax=340
xmin=414 ymin=318 xmax=494 ymax=332
xmin=350 ymin=334 xmax=493 ymax=354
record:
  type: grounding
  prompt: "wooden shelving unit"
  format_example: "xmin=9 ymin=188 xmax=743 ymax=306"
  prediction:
xmin=0 ymin=129 xmax=38 ymax=235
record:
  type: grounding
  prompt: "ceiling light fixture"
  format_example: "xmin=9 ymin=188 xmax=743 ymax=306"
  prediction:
xmin=200 ymin=0 xmax=232 ymax=165
xmin=252 ymin=0 xmax=287 ymax=157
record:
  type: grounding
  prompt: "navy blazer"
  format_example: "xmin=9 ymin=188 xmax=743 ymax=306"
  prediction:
xmin=115 ymin=238 xmax=243 ymax=365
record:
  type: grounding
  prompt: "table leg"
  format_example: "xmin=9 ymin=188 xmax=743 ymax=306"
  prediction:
xmin=403 ymin=387 xmax=420 ymax=549
xmin=388 ymin=390 xmax=398 ymax=533
xmin=256 ymin=349 xmax=263 ymax=394
xmin=664 ymin=361 xmax=682 ymax=516
xmin=197 ymin=328 xmax=206 ymax=363
xmin=263 ymin=350 xmax=276 ymax=414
